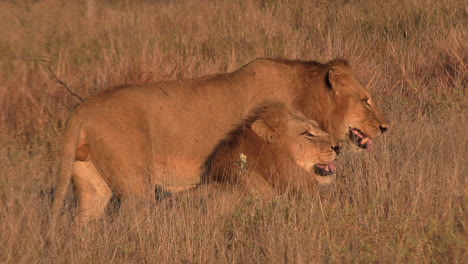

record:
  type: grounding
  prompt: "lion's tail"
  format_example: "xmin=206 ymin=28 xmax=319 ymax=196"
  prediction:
xmin=48 ymin=114 xmax=82 ymax=240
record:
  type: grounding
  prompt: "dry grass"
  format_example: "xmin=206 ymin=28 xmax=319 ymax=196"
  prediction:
xmin=0 ymin=0 xmax=466 ymax=263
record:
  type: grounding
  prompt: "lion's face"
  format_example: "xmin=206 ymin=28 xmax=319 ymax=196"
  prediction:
xmin=328 ymin=66 xmax=389 ymax=150
xmin=286 ymin=117 xmax=338 ymax=173
xmin=251 ymin=108 xmax=339 ymax=184
xmin=285 ymin=117 xmax=339 ymax=185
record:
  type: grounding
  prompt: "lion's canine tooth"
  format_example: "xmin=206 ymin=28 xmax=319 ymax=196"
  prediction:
xmin=361 ymin=138 xmax=369 ymax=144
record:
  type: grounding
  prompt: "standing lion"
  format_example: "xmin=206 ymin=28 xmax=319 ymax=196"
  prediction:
xmin=51 ymin=58 xmax=388 ymax=225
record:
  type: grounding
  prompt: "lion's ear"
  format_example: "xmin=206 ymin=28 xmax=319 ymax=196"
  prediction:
xmin=251 ymin=120 xmax=280 ymax=143
xmin=327 ymin=66 xmax=350 ymax=89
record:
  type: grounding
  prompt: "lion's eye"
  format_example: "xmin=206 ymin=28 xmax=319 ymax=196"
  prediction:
xmin=362 ymin=98 xmax=371 ymax=108
xmin=302 ymin=131 xmax=315 ymax=138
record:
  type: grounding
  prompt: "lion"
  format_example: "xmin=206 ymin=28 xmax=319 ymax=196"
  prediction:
xmin=51 ymin=58 xmax=388 ymax=226
xmin=204 ymin=102 xmax=340 ymax=197
xmin=159 ymin=102 xmax=339 ymax=214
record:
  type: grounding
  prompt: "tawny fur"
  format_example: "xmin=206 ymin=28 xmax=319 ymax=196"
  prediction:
xmin=162 ymin=102 xmax=339 ymax=212
xmin=51 ymin=58 xmax=389 ymax=226
xmin=203 ymin=102 xmax=339 ymax=199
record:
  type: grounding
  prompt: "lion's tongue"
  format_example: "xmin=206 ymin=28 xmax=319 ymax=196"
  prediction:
xmin=366 ymin=138 xmax=373 ymax=151
xmin=317 ymin=162 xmax=336 ymax=173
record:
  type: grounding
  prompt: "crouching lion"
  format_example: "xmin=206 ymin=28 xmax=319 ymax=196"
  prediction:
xmin=161 ymin=102 xmax=339 ymax=212
xmin=205 ymin=102 xmax=340 ymax=197
xmin=51 ymin=58 xmax=388 ymax=226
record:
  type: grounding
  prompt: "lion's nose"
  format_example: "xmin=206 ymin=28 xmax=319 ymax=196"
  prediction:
xmin=379 ymin=125 xmax=388 ymax=134
xmin=331 ymin=145 xmax=341 ymax=155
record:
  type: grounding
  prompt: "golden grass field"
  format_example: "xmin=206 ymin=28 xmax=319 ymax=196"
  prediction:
xmin=0 ymin=0 xmax=466 ymax=263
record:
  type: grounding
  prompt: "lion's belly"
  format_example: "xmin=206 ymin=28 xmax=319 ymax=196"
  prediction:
xmin=151 ymin=157 xmax=203 ymax=189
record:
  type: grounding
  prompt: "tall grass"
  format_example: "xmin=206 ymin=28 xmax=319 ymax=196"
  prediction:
xmin=0 ymin=0 xmax=466 ymax=263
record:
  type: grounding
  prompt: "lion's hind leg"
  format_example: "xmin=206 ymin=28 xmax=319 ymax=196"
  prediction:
xmin=72 ymin=160 xmax=112 ymax=226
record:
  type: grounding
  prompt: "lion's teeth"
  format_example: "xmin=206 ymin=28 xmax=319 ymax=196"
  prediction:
xmin=361 ymin=138 xmax=369 ymax=144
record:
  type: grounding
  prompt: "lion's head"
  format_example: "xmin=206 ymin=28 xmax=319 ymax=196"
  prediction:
xmin=291 ymin=59 xmax=389 ymax=150
xmin=299 ymin=60 xmax=389 ymax=150
xmin=327 ymin=61 xmax=389 ymax=150
xmin=208 ymin=102 xmax=340 ymax=191
xmin=251 ymin=105 xmax=339 ymax=184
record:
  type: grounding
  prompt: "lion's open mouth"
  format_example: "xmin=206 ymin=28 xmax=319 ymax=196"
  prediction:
xmin=349 ymin=128 xmax=373 ymax=150
xmin=314 ymin=162 xmax=336 ymax=177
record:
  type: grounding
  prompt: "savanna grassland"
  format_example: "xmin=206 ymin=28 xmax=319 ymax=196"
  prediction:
xmin=0 ymin=0 xmax=466 ymax=263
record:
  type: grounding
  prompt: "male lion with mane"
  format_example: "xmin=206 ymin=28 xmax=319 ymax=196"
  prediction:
xmin=204 ymin=102 xmax=340 ymax=198
xmin=51 ymin=58 xmax=388 ymax=226
xmin=161 ymin=102 xmax=339 ymax=213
